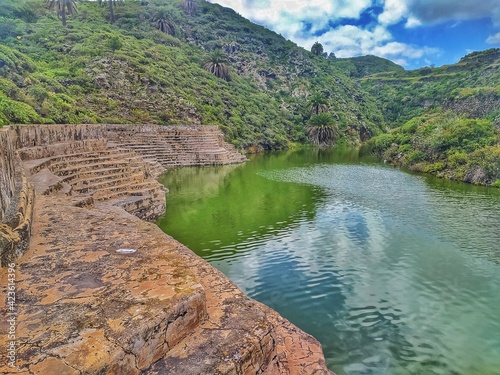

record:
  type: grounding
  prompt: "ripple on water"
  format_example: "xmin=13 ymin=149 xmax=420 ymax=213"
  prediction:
xmin=160 ymin=156 xmax=500 ymax=375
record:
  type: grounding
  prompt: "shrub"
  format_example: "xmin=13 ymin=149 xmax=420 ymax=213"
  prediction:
xmin=0 ymin=95 xmax=41 ymax=123
xmin=405 ymin=150 xmax=426 ymax=164
xmin=367 ymin=133 xmax=396 ymax=153
xmin=423 ymin=162 xmax=446 ymax=173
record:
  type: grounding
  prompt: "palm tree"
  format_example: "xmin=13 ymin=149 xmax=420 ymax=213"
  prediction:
xmin=156 ymin=18 xmax=175 ymax=35
xmin=45 ymin=0 xmax=78 ymax=27
xmin=203 ymin=51 xmax=230 ymax=80
xmin=306 ymin=113 xmax=338 ymax=147
xmin=307 ymin=93 xmax=328 ymax=115
xmin=311 ymin=41 xmax=324 ymax=56
xmin=98 ymin=0 xmax=123 ymax=23
xmin=154 ymin=10 xmax=175 ymax=36
xmin=184 ymin=0 xmax=195 ymax=15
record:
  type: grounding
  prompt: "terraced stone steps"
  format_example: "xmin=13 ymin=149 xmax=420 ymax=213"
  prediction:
xmin=72 ymin=172 xmax=145 ymax=194
xmin=1 ymin=125 xmax=336 ymax=374
xmin=105 ymin=125 xmax=247 ymax=168
xmin=21 ymin=143 xmax=166 ymax=221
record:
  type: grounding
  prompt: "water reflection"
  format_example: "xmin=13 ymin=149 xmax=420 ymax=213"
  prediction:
xmin=157 ymin=149 xmax=500 ymax=375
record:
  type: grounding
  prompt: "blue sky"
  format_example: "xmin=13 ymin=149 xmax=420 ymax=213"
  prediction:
xmin=207 ymin=0 xmax=500 ymax=70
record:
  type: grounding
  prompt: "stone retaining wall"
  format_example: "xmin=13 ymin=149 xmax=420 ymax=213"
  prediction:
xmin=0 ymin=128 xmax=34 ymax=267
xmin=0 ymin=124 xmax=333 ymax=374
xmin=0 ymin=123 xmax=245 ymax=267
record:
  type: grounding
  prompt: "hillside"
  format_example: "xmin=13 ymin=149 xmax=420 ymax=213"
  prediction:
xmin=332 ymin=55 xmax=404 ymax=78
xmin=0 ymin=0 xmax=384 ymax=150
xmin=360 ymin=48 xmax=500 ymax=127
xmin=363 ymin=49 xmax=500 ymax=186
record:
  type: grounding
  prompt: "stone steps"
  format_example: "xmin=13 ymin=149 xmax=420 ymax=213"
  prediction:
xmin=73 ymin=173 xmax=145 ymax=194
xmin=71 ymin=169 xmax=141 ymax=186
xmin=22 ymin=142 xmax=166 ymax=221
xmin=48 ymin=152 xmax=139 ymax=171
xmin=93 ymin=181 xmax=164 ymax=202
xmin=105 ymin=125 xmax=247 ymax=168
xmin=52 ymin=160 xmax=136 ymax=177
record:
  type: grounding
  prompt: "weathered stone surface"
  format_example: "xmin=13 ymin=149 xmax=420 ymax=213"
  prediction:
xmin=105 ymin=124 xmax=247 ymax=167
xmin=143 ymin=245 xmax=334 ymax=375
xmin=0 ymin=128 xmax=35 ymax=267
xmin=0 ymin=195 xmax=207 ymax=374
xmin=0 ymin=124 xmax=333 ymax=375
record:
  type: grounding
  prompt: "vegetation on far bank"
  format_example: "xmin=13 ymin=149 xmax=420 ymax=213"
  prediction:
xmin=366 ymin=111 xmax=500 ymax=186
xmin=0 ymin=0 xmax=498 ymax=185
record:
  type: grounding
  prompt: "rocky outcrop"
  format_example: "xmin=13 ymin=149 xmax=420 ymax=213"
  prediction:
xmin=443 ymin=93 xmax=500 ymax=119
xmin=0 ymin=124 xmax=333 ymax=374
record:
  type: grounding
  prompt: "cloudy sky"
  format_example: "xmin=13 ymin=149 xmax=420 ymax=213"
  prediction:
xmin=207 ymin=0 xmax=500 ymax=69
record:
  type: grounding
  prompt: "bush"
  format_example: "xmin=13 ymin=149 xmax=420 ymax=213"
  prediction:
xmin=423 ymin=162 xmax=446 ymax=173
xmin=405 ymin=150 xmax=426 ymax=164
xmin=0 ymin=95 xmax=41 ymax=123
xmin=467 ymin=146 xmax=500 ymax=182
xmin=367 ymin=133 xmax=396 ymax=153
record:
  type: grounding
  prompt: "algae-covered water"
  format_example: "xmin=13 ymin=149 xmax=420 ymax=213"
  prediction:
xmin=157 ymin=148 xmax=500 ymax=375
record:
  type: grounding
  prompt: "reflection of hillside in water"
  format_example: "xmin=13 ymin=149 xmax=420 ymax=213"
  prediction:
xmin=158 ymin=163 xmax=242 ymax=201
xmin=223 ymin=162 xmax=500 ymax=374
xmin=156 ymin=155 xmax=325 ymax=259
xmin=157 ymin=149 xmax=500 ymax=375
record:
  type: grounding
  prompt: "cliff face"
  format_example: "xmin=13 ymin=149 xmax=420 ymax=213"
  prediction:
xmin=0 ymin=124 xmax=333 ymax=375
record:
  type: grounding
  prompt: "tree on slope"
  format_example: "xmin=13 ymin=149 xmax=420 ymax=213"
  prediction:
xmin=306 ymin=113 xmax=338 ymax=147
xmin=98 ymin=0 xmax=123 ymax=23
xmin=307 ymin=93 xmax=328 ymax=115
xmin=154 ymin=10 xmax=175 ymax=36
xmin=45 ymin=0 xmax=78 ymax=26
xmin=203 ymin=51 xmax=230 ymax=80
xmin=311 ymin=41 xmax=324 ymax=56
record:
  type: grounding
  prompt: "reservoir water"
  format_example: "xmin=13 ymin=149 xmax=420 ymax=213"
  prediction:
xmin=156 ymin=148 xmax=500 ymax=375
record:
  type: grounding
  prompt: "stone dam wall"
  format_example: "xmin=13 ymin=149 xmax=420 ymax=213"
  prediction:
xmin=0 ymin=124 xmax=333 ymax=375
xmin=0 ymin=128 xmax=35 ymax=267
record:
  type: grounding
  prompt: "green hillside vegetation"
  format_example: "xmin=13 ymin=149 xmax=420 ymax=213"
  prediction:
xmin=0 ymin=0 xmax=384 ymax=149
xmin=362 ymin=49 xmax=500 ymax=186
xmin=332 ymin=55 xmax=405 ymax=78
xmin=360 ymin=49 xmax=500 ymax=127
xmin=366 ymin=111 xmax=500 ymax=186
xmin=0 ymin=0 xmax=498 ymax=186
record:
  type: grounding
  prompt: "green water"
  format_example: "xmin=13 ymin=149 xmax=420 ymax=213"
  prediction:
xmin=156 ymin=148 xmax=500 ymax=375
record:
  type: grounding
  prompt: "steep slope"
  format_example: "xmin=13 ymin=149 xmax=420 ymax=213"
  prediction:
xmin=360 ymin=48 xmax=500 ymax=127
xmin=332 ymin=55 xmax=404 ymax=78
xmin=363 ymin=49 xmax=500 ymax=186
xmin=0 ymin=0 xmax=384 ymax=149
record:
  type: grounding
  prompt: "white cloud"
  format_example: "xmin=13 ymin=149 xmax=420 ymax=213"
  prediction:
xmin=210 ymin=0 xmax=372 ymax=38
xmin=405 ymin=0 xmax=500 ymax=26
xmin=208 ymin=0 xmax=496 ymax=68
xmin=486 ymin=32 xmax=500 ymax=44
xmin=405 ymin=16 xmax=421 ymax=28
xmin=378 ymin=0 xmax=408 ymax=25
xmin=308 ymin=26 xmax=438 ymax=67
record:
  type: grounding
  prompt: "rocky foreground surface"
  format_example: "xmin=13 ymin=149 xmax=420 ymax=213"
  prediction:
xmin=0 ymin=124 xmax=333 ymax=374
